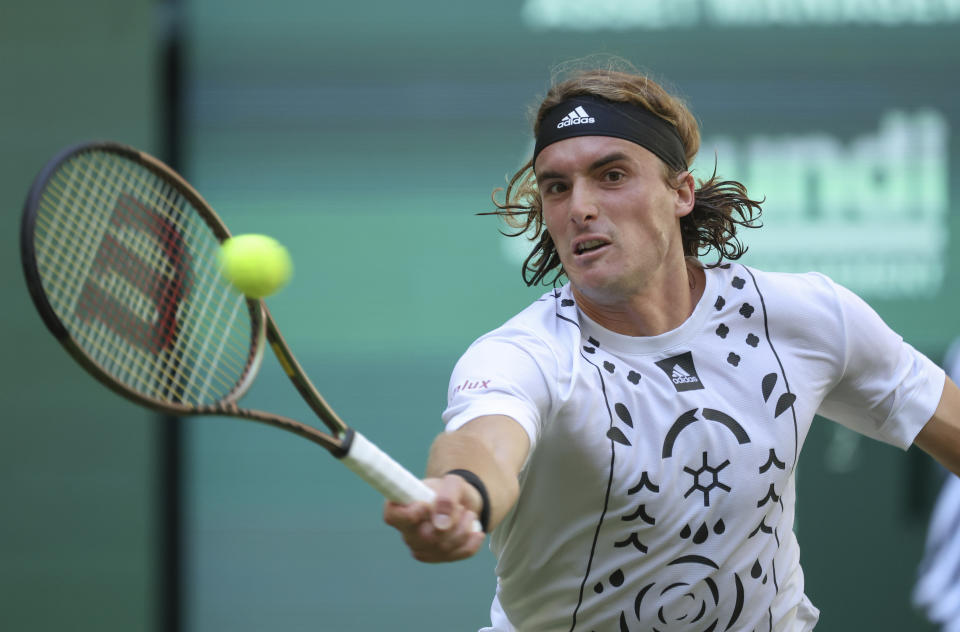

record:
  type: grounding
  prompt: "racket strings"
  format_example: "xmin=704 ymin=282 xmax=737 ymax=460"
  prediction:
xmin=81 ymin=152 xmax=251 ymax=396
xmin=38 ymin=172 xmax=250 ymax=382
xmin=36 ymin=153 xmax=248 ymax=403
xmin=102 ymin=158 xmax=254 ymax=390
xmin=34 ymin=162 xmax=237 ymax=402
xmin=32 ymin=150 xmax=256 ymax=406
xmin=38 ymin=157 xmax=250 ymax=365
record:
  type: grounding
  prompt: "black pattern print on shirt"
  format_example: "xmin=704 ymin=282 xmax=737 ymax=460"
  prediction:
xmin=601 ymin=403 xmax=755 ymax=632
xmin=570 ymin=348 xmax=628 ymax=631
xmin=554 ymin=292 xmax=643 ymax=631
xmin=711 ymin=265 xmax=800 ymax=631
xmin=740 ymin=266 xmax=800 ymax=470
xmin=554 ymin=269 xmax=800 ymax=632
xmin=554 ymin=292 xmax=615 ymax=632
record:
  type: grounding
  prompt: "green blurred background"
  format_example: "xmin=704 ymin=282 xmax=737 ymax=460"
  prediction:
xmin=2 ymin=1 xmax=958 ymax=630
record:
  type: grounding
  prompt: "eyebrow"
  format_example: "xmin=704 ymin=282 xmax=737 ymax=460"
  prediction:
xmin=536 ymin=151 xmax=632 ymax=181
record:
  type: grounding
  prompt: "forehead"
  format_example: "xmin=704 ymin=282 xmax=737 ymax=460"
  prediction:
xmin=534 ymin=136 xmax=661 ymax=175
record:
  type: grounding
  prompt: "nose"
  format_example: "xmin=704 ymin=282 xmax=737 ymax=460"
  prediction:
xmin=568 ymin=181 xmax=598 ymax=225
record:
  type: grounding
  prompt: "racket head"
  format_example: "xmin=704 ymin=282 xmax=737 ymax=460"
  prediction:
xmin=20 ymin=141 xmax=265 ymax=415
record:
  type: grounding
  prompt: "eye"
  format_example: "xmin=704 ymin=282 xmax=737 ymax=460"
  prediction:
xmin=543 ymin=181 xmax=568 ymax=195
xmin=603 ymin=170 xmax=625 ymax=183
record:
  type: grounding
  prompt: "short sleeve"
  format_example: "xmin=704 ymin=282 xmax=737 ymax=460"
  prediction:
xmin=816 ymin=277 xmax=945 ymax=449
xmin=442 ymin=328 xmax=556 ymax=452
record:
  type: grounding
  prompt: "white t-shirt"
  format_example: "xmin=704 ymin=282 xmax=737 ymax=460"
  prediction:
xmin=443 ymin=264 xmax=944 ymax=632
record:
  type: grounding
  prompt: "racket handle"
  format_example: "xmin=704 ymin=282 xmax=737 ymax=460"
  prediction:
xmin=341 ymin=431 xmax=483 ymax=533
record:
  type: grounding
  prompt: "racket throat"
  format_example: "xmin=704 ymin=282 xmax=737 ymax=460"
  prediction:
xmin=330 ymin=427 xmax=356 ymax=459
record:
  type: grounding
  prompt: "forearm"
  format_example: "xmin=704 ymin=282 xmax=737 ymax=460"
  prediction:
xmin=383 ymin=415 xmax=529 ymax=562
xmin=915 ymin=376 xmax=960 ymax=477
xmin=426 ymin=427 xmax=521 ymax=532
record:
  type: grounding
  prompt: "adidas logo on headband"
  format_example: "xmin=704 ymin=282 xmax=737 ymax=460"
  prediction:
xmin=557 ymin=106 xmax=595 ymax=129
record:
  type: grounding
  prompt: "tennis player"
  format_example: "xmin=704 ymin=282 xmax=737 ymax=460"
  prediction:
xmin=384 ymin=63 xmax=960 ymax=631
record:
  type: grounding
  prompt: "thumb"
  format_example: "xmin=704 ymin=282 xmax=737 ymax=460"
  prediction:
xmin=431 ymin=474 xmax=469 ymax=531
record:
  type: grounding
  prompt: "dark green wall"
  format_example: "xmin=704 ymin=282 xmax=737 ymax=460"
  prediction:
xmin=1 ymin=2 xmax=158 ymax=630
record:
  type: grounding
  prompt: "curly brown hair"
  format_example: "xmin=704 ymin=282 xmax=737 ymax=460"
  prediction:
xmin=488 ymin=63 xmax=763 ymax=287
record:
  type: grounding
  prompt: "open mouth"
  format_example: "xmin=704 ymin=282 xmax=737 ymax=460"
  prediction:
xmin=575 ymin=239 xmax=609 ymax=255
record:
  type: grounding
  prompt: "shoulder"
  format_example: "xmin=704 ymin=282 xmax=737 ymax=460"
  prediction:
xmin=463 ymin=286 xmax=581 ymax=369
xmin=444 ymin=288 xmax=580 ymax=441
xmin=715 ymin=264 xmax=851 ymax=320
xmin=709 ymin=263 xmax=864 ymax=350
xmin=712 ymin=263 xmax=839 ymax=301
xmin=725 ymin=264 xmax=922 ymax=362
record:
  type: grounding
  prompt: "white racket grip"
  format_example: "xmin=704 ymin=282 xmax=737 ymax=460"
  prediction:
xmin=341 ymin=431 xmax=436 ymax=504
xmin=341 ymin=431 xmax=483 ymax=533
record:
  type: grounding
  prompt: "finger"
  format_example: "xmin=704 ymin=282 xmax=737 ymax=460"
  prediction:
xmin=450 ymin=529 xmax=487 ymax=560
xmin=383 ymin=500 xmax=425 ymax=527
xmin=430 ymin=478 xmax=465 ymax=532
xmin=433 ymin=474 xmax=475 ymax=531
xmin=417 ymin=509 xmax=479 ymax=551
xmin=409 ymin=527 xmax=485 ymax=563
xmin=383 ymin=500 xmax=430 ymax=530
xmin=409 ymin=519 xmax=455 ymax=551
xmin=458 ymin=508 xmax=483 ymax=536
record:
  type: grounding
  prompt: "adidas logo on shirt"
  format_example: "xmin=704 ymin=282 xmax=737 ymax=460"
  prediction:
xmin=655 ymin=351 xmax=705 ymax=392
xmin=557 ymin=106 xmax=595 ymax=128
xmin=671 ymin=365 xmax=699 ymax=385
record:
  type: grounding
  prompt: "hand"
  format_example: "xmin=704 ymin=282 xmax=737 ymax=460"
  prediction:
xmin=383 ymin=473 xmax=486 ymax=563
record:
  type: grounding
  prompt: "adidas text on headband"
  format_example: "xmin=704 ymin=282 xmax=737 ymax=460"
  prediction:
xmin=533 ymin=95 xmax=688 ymax=172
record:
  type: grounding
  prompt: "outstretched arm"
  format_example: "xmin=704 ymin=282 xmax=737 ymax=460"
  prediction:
xmin=914 ymin=376 xmax=960 ymax=476
xmin=383 ymin=414 xmax=530 ymax=562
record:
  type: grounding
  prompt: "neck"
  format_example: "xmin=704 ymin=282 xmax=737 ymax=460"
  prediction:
xmin=572 ymin=258 xmax=706 ymax=337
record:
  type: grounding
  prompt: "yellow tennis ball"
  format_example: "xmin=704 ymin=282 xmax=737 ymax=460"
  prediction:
xmin=218 ymin=234 xmax=293 ymax=298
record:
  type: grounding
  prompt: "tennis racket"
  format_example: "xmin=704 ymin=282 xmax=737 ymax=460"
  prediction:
xmin=20 ymin=141 xmax=472 ymax=527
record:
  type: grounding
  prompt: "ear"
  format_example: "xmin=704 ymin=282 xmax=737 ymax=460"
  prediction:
xmin=673 ymin=171 xmax=696 ymax=218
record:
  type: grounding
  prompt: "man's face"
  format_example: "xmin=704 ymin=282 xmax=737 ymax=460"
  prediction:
xmin=535 ymin=136 xmax=693 ymax=304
